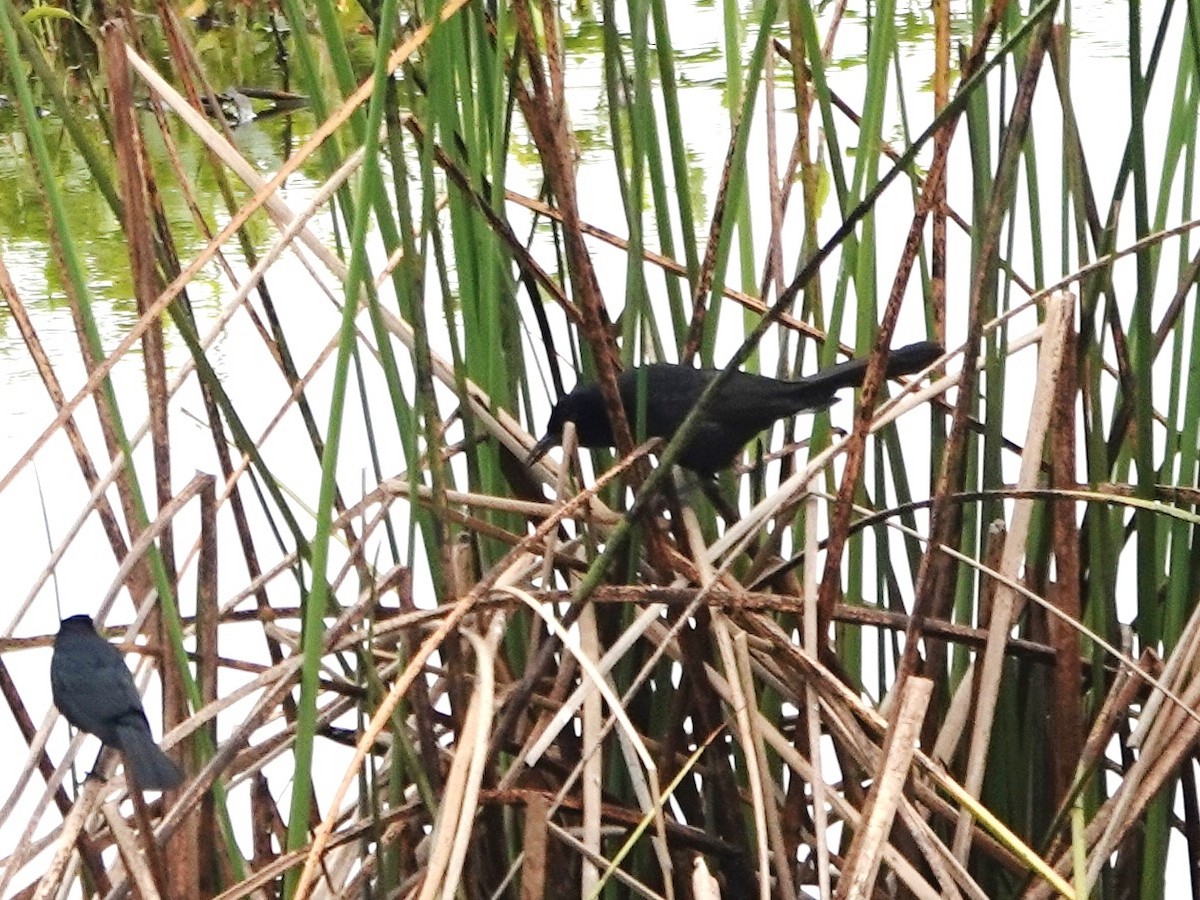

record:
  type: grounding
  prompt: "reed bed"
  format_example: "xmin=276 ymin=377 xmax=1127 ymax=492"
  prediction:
xmin=1 ymin=0 xmax=1199 ymax=897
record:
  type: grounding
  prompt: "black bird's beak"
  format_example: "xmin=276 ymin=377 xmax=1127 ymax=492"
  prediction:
xmin=527 ymin=432 xmax=559 ymax=466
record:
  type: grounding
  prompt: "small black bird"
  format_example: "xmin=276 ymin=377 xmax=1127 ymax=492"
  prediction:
xmin=528 ymin=340 xmax=942 ymax=475
xmin=51 ymin=614 xmax=184 ymax=790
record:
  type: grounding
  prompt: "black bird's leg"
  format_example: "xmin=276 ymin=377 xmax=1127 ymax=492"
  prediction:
xmin=87 ymin=744 xmax=111 ymax=783
xmin=660 ymin=477 xmax=693 ymax=565
xmin=698 ymin=478 xmax=742 ymax=529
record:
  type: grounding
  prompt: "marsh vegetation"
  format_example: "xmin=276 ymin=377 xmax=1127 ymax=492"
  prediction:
xmin=1 ymin=1 xmax=1199 ymax=898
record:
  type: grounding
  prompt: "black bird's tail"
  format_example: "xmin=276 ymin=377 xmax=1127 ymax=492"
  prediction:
xmin=793 ymin=340 xmax=941 ymax=408
xmin=117 ymin=721 xmax=184 ymax=790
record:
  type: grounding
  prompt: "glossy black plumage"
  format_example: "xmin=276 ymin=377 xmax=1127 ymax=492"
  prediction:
xmin=51 ymin=614 xmax=184 ymax=790
xmin=528 ymin=340 xmax=942 ymax=474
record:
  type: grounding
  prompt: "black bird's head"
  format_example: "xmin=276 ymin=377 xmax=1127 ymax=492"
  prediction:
xmin=527 ymin=382 xmax=612 ymax=466
xmin=59 ymin=614 xmax=97 ymax=635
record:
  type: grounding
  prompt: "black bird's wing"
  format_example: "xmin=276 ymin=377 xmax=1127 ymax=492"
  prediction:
xmin=617 ymin=364 xmax=716 ymax=439
xmin=620 ymin=366 xmax=796 ymax=434
xmin=702 ymin=370 xmax=826 ymax=426
xmin=614 ymin=367 xmax=798 ymax=473
xmin=52 ymin=628 xmax=151 ymax=746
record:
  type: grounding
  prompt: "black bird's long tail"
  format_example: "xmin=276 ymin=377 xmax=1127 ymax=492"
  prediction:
xmin=117 ymin=720 xmax=184 ymax=790
xmin=792 ymin=340 xmax=942 ymax=408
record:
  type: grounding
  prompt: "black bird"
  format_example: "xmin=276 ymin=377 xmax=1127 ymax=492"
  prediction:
xmin=528 ymin=340 xmax=942 ymax=475
xmin=51 ymin=614 xmax=184 ymax=790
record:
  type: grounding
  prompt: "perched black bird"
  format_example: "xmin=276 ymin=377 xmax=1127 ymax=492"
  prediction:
xmin=528 ymin=341 xmax=942 ymax=475
xmin=51 ymin=614 xmax=184 ymax=790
